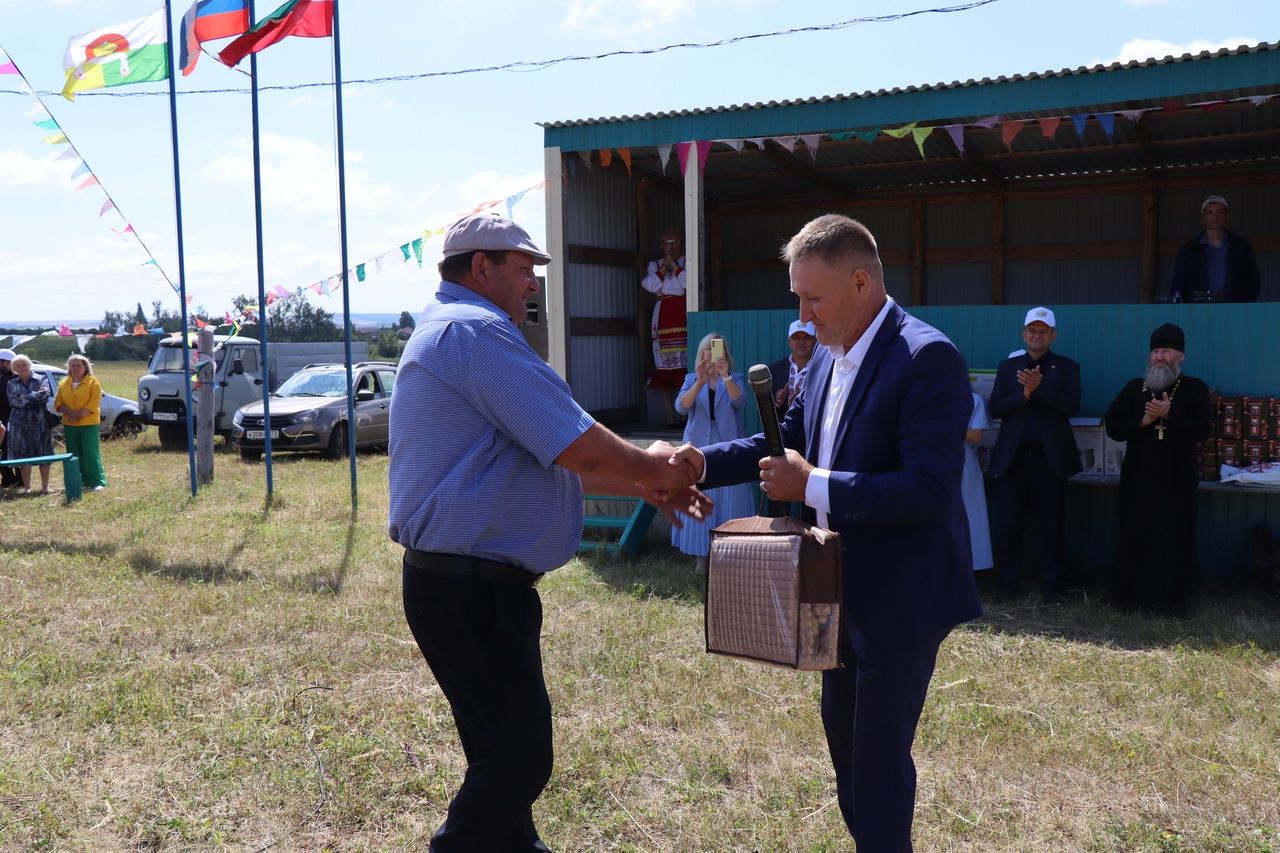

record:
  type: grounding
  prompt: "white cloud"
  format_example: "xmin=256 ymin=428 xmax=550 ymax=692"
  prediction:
xmin=1124 ymin=0 xmax=1170 ymax=5
xmin=1093 ymin=36 xmax=1259 ymax=66
xmin=200 ymin=132 xmax=396 ymax=214
xmin=0 ymin=148 xmax=76 ymax=188
xmin=562 ymin=0 xmax=691 ymax=36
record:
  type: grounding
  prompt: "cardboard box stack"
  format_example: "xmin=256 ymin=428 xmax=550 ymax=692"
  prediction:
xmin=1071 ymin=417 xmax=1105 ymax=476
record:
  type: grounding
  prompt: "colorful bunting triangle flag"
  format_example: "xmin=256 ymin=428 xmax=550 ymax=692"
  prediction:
xmin=1097 ymin=112 xmax=1116 ymax=141
xmin=356 ymin=263 xmax=366 ymax=282
xmin=695 ymin=140 xmax=711 ymax=174
xmin=55 ymin=148 xmax=77 ymax=161
xmin=1117 ymin=109 xmax=1146 ymax=123
xmin=771 ymin=135 xmax=798 ymax=152
xmin=506 ymin=188 xmax=528 ymax=220
xmin=799 ymin=134 xmax=822 ymax=161
xmin=75 ymin=175 xmax=99 ymax=190
xmin=401 ymin=243 xmax=411 ymax=262
xmin=1072 ymin=113 xmax=1089 ymax=138
xmin=943 ymin=125 xmax=965 ymax=155
xmin=853 ymin=128 xmax=881 ymax=144
xmin=655 ymin=142 xmax=675 ymax=171
xmin=33 ymin=118 xmax=58 ymax=130
xmin=971 ymin=115 xmax=1001 ymax=129
xmin=598 ymin=149 xmax=613 ymax=168
xmin=1039 ymin=116 xmax=1062 ymax=138
xmin=1000 ymin=120 xmax=1026 ymax=149
xmin=617 ymin=148 xmax=632 ymax=174
xmin=744 ymin=137 xmax=765 ymax=149
xmin=98 ymin=199 xmax=116 ymax=217
xmin=881 ymin=122 xmax=918 ymax=139
xmin=715 ymin=138 xmax=745 ymax=152
xmin=576 ymin=150 xmax=593 ymax=171
xmin=827 ymin=131 xmax=854 ymax=141
xmin=912 ymin=127 xmax=932 ymax=158
xmin=71 ymin=163 xmax=90 ymax=180
xmin=42 ymin=132 xmax=69 ymax=145
xmin=674 ymin=142 xmax=691 ymax=175
xmin=412 ymin=237 xmax=423 ymax=266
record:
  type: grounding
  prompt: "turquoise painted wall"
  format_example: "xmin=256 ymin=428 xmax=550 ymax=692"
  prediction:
xmin=689 ymin=303 xmax=1280 ymax=582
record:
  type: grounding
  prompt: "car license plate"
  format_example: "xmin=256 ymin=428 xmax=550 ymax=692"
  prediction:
xmin=153 ymin=412 xmax=178 ymax=421
xmin=246 ymin=430 xmax=278 ymax=440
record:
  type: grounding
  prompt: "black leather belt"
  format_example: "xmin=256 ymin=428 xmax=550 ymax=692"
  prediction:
xmin=403 ymin=548 xmax=541 ymax=587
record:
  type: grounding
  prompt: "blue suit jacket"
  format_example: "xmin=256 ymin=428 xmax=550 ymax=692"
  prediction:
xmin=702 ymin=302 xmax=982 ymax=644
xmin=987 ymin=350 xmax=1082 ymax=480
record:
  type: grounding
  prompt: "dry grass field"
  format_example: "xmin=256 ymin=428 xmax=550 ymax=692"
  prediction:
xmin=1 ymin=361 xmax=1279 ymax=851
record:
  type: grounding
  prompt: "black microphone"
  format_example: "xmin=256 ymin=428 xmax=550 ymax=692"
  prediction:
xmin=748 ymin=363 xmax=785 ymax=458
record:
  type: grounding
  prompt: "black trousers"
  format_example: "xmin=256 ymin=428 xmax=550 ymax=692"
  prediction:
xmin=0 ymin=432 xmax=17 ymax=487
xmin=821 ymin=625 xmax=950 ymax=851
xmin=994 ymin=452 xmax=1068 ymax=597
xmin=402 ymin=559 xmax=553 ymax=853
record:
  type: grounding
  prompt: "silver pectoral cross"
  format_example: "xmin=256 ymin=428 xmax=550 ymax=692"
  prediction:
xmin=1156 ymin=422 xmax=1165 ymax=440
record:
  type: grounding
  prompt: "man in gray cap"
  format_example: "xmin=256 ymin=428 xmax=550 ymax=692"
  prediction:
xmin=1104 ymin=324 xmax=1212 ymax=615
xmin=388 ymin=212 xmax=707 ymax=852
xmin=0 ymin=348 xmax=19 ymax=488
xmin=1169 ymin=194 xmax=1260 ymax=302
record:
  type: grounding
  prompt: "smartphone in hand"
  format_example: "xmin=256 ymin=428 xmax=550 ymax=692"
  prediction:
xmin=710 ymin=337 xmax=725 ymax=363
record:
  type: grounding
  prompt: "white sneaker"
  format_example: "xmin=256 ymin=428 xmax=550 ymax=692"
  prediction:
xmin=92 ymin=485 xmax=106 ymax=492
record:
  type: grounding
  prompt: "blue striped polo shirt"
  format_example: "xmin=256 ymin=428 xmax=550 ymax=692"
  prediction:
xmin=388 ymin=281 xmax=595 ymax=573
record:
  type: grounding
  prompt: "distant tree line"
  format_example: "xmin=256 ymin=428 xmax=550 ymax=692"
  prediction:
xmin=6 ymin=300 xmax=417 ymax=363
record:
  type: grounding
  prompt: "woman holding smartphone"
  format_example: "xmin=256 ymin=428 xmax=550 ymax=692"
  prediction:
xmin=672 ymin=333 xmax=755 ymax=572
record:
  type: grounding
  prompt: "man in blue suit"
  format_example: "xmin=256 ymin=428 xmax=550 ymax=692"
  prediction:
xmin=987 ymin=307 xmax=1081 ymax=601
xmin=668 ymin=214 xmax=981 ymax=850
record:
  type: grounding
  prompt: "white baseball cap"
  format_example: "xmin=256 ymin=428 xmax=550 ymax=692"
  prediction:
xmin=0 ymin=348 xmax=14 ymax=361
xmin=1024 ymin=306 xmax=1056 ymax=328
xmin=1200 ymin=194 xmax=1229 ymax=213
xmin=442 ymin=212 xmax=551 ymax=264
xmin=787 ymin=320 xmax=816 ymax=339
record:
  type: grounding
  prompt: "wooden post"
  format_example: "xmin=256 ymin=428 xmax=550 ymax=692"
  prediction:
xmin=990 ymin=194 xmax=1006 ymax=305
xmin=543 ymin=146 xmax=569 ymax=380
xmin=1139 ymin=185 xmax=1158 ymax=303
xmin=683 ymin=150 xmax=705 ymax=314
xmin=196 ymin=328 xmax=214 ymax=485
xmin=911 ymin=199 xmax=925 ymax=306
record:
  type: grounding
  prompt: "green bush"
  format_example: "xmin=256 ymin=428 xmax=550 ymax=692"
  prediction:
xmin=85 ymin=336 xmax=159 ymax=362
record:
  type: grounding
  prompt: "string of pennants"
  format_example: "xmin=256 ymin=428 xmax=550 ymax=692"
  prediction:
xmin=0 ymin=43 xmax=175 ymax=291
xmin=571 ymin=92 xmax=1280 ymax=176
xmin=190 ymin=179 xmax=550 ymax=328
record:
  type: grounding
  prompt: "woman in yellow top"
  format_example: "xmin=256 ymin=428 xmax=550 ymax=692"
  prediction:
xmin=54 ymin=354 xmax=107 ymax=491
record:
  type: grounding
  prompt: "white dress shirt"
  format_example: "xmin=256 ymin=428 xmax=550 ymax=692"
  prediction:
xmin=805 ymin=298 xmax=895 ymax=528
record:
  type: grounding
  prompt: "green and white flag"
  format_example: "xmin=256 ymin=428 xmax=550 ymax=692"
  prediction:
xmin=62 ymin=9 xmax=168 ymax=101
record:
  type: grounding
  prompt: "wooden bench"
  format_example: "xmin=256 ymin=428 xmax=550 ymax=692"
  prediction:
xmin=578 ymin=494 xmax=658 ymax=558
xmin=5 ymin=453 xmax=82 ymax=502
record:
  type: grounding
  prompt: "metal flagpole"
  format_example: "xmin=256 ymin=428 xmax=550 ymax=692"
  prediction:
xmin=162 ymin=0 xmax=198 ymax=497
xmin=246 ymin=0 xmax=275 ymax=496
xmin=331 ymin=0 xmax=357 ymax=510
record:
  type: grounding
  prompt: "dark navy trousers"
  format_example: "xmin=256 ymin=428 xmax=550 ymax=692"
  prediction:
xmin=821 ymin=624 xmax=950 ymax=852
xmin=994 ymin=451 xmax=1068 ymax=597
xmin=403 ymin=561 xmax=553 ymax=853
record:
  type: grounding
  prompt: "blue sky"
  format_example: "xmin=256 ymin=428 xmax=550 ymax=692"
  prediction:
xmin=0 ymin=0 xmax=1270 ymax=326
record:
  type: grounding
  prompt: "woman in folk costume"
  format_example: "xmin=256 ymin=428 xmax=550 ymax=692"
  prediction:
xmin=641 ymin=227 xmax=687 ymax=428
xmin=672 ymin=333 xmax=755 ymax=573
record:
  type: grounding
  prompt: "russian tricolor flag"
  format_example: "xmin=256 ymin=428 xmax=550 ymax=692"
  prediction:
xmin=180 ymin=0 xmax=250 ymax=76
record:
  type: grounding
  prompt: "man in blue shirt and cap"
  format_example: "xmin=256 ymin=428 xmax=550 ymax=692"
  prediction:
xmin=389 ymin=212 xmax=706 ymax=853
xmin=1170 ymin=194 xmax=1260 ymax=303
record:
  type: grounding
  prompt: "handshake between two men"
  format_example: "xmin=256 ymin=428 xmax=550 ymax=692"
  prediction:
xmin=636 ymin=440 xmax=816 ymax=525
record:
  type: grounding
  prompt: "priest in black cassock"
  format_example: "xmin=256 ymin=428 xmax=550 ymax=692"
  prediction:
xmin=1104 ymin=324 xmax=1212 ymax=615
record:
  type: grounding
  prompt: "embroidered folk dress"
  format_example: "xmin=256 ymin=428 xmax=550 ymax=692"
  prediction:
xmin=6 ymin=374 xmax=54 ymax=460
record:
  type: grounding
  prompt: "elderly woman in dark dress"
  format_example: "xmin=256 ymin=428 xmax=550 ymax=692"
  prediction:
xmin=7 ymin=354 xmax=54 ymax=494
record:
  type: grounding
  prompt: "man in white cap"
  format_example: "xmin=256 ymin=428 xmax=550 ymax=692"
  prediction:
xmin=1169 ymin=194 xmax=1260 ymax=303
xmin=987 ymin=307 xmax=1081 ymax=601
xmin=0 ymin=348 xmax=19 ymax=488
xmin=388 ymin=212 xmax=708 ymax=852
xmin=767 ymin=318 xmax=817 ymax=422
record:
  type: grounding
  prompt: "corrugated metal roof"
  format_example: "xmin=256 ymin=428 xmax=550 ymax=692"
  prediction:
xmin=542 ymin=41 xmax=1277 ymax=129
